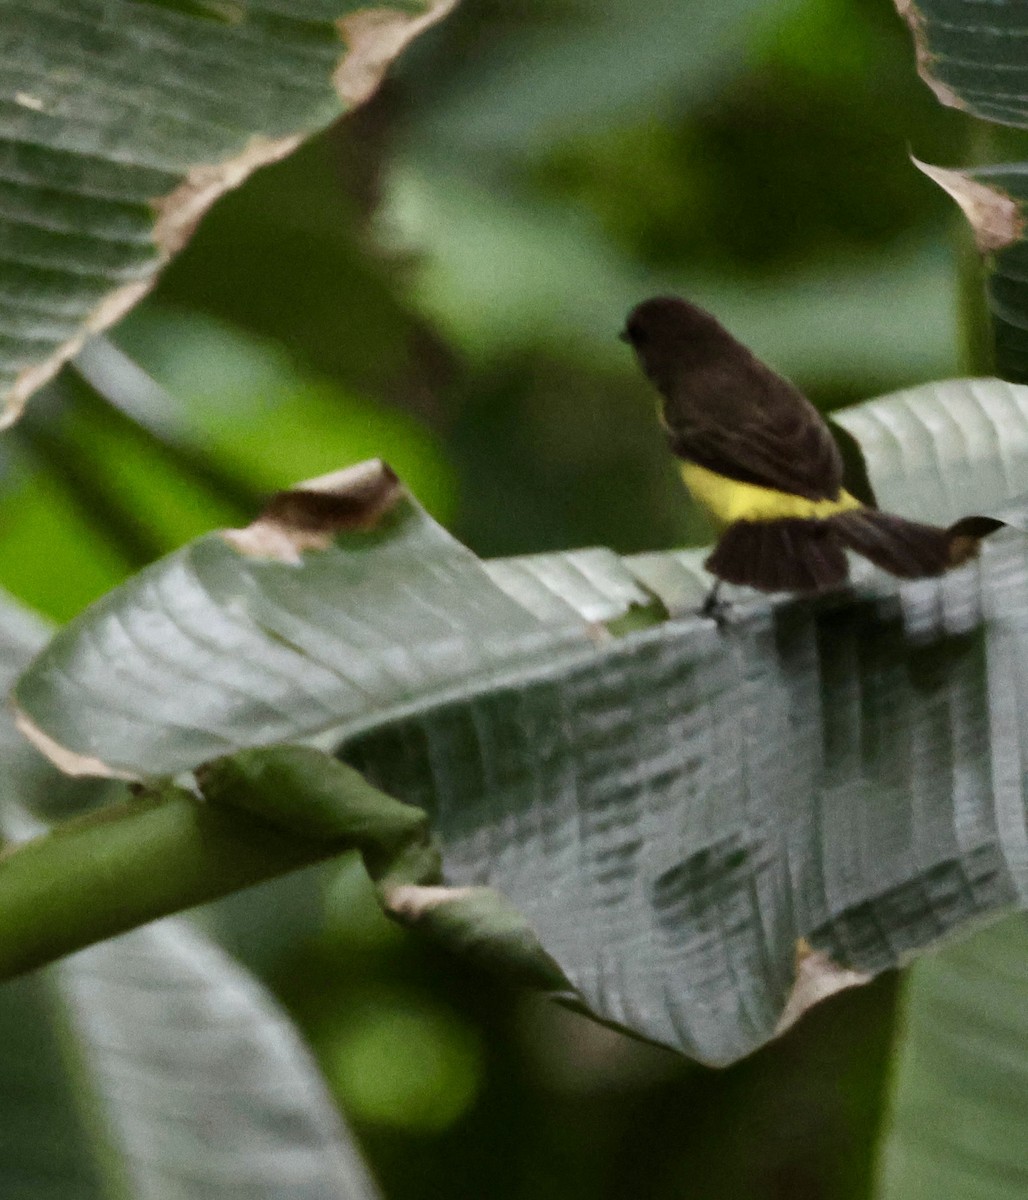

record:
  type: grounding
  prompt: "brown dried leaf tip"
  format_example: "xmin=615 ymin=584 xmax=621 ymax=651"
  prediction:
xmin=13 ymin=706 xmax=137 ymax=780
xmin=384 ymin=883 xmax=479 ymax=923
xmin=774 ymin=938 xmax=871 ymax=1036
xmin=5 ymin=133 xmax=301 ymax=429
xmin=894 ymin=0 xmax=965 ymax=111
xmin=915 ymin=159 xmax=1025 ymax=255
xmin=224 ymin=459 xmax=405 ymax=562
xmin=5 ymin=1 xmax=461 ymax=424
xmin=336 ymin=0 xmax=459 ymax=106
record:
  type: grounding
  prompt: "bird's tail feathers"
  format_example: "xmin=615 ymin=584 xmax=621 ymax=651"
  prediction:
xmin=704 ymin=518 xmax=849 ymax=593
xmin=828 ymin=510 xmax=955 ymax=578
xmin=704 ymin=510 xmax=1000 ymax=595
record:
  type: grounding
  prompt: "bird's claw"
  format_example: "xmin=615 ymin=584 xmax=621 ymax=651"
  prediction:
xmin=699 ymin=582 xmax=731 ymax=626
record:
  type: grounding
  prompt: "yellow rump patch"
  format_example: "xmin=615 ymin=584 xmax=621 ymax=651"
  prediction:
xmin=680 ymin=461 xmax=862 ymax=529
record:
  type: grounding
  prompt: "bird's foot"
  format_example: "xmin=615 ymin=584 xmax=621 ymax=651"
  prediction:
xmin=699 ymin=582 xmax=731 ymax=627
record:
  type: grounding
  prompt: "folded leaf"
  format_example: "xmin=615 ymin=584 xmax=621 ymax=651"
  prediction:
xmin=13 ymin=378 xmax=1028 ymax=1063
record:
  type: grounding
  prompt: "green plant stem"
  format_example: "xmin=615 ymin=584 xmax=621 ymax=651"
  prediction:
xmin=0 ymin=786 xmax=342 ymax=982
xmin=956 ymin=222 xmax=995 ymax=377
xmin=0 ymin=748 xmax=446 ymax=982
xmin=72 ymin=347 xmax=266 ymax=519
xmin=0 ymin=746 xmax=573 ymax=999
xmin=16 ymin=403 xmax=166 ymax=570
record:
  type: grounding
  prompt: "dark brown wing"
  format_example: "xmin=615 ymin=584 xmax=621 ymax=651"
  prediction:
xmin=662 ymin=355 xmax=846 ymax=502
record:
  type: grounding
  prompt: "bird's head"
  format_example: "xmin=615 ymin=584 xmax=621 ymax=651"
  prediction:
xmin=620 ymin=296 xmax=732 ymax=393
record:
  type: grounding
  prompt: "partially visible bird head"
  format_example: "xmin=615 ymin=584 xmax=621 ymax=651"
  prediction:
xmin=620 ymin=296 xmax=734 ymax=393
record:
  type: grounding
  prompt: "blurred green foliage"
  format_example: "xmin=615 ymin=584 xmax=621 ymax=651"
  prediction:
xmin=0 ymin=0 xmax=1000 ymax=1195
xmin=534 ymin=0 xmax=956 ymax=273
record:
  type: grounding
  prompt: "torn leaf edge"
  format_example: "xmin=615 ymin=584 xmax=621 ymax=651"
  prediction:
xmin=914 ymin=158 xmax=1025 ymax=255
xmin=3 ymin=0 xmax=458 ymax=425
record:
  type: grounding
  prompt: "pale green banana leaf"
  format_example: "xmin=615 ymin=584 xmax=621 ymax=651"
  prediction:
xmin=11 ymin=377 xmax=1028 ymax=1065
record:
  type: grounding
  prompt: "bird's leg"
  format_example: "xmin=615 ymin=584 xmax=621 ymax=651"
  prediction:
xmin=699 ymin=579 xmax=729 ymax=622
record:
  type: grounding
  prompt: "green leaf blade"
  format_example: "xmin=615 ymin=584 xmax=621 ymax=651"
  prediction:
xmin=14 ymin=463 xmax=591 ymax=778
xmin=13 ymin=379 xmax=1028 ymax=1064
xmin=897 ymin=0 xmax=1028 ymax=127
xmin=56 ymin=918 xmax=381 ymax=1200
xmin=876 ymin=915 xmax=1028 ymax=1200
xmin=0 ymin=590 xmax=380 ymax=1200
xmin=0 ymin=0 xmax=455 ymax=419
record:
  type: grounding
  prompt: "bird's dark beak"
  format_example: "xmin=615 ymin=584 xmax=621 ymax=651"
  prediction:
xmin=618 ymin=328 xmax=630 ymax=344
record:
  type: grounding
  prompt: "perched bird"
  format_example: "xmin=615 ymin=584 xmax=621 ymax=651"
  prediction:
xmin=621 ymin=296 xmax=993 ymax=598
